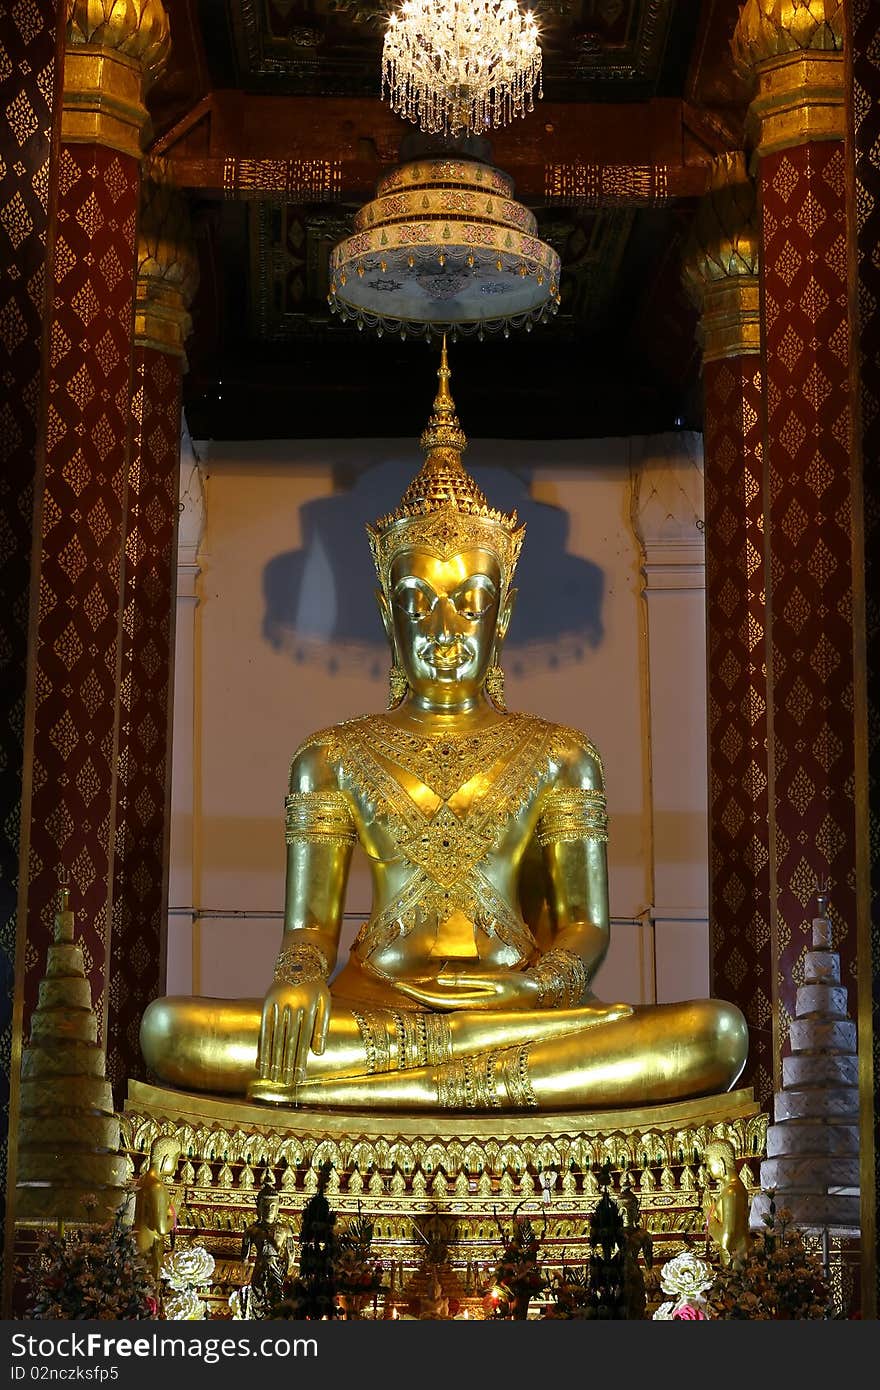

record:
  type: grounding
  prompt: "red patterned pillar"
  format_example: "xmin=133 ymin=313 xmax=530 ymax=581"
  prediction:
xmin=682 ymin=154 xmax=772 ymax=1106
xmin=17 ymin=1 xmax=170 ymax=1058
xmin=733 ymin=2 xmax=855 ymax=1079
xmin=0 ymin=0 xmax=65 ymax=1265
xmin=849 ymin=0 xmax=880 ymax=1319
xmin=107 ymin=163 xmax=196 ymax=1086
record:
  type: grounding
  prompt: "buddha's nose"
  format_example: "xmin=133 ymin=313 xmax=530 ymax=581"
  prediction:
xmin=428 ymin=595 xmax=458 ymax=643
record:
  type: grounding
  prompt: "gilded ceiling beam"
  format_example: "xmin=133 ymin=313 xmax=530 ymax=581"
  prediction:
xmin=152 ymin=93 xmax=712 ymax=205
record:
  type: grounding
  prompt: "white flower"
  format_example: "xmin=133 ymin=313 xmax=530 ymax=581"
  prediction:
xmin=162 ymin=1245 xmax=216 ymax=1290
xmin=653 ymin=1300 xmax=677 ymax=1320
xmin=659 ymin=1251 xmax=713 ymax=1298
xmin=227 ymin=1289 xmax=246 ymax=1320
xmin=164 ymin=1288 xmax=206 ymax=1320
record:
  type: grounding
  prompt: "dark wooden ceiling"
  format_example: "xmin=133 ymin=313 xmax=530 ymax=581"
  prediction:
xmin=149 ymin=1 xmax=750 ymax=439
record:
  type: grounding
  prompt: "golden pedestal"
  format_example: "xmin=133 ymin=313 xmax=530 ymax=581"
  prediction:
xmin=122 ymin=1081 xmax=767 ymax=1315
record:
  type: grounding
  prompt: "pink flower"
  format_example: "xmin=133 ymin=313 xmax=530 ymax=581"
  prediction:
xmin=672 ymin=1303 xmax=707 ymax=1320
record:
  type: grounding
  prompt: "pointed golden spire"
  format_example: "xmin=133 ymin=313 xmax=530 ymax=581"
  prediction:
xmin=367 ymin=342 xmax=525 ymax=598
xmin=418 ymin=335 xmax=468 ymax=458
xmin=55 ymin=873 xmax=75 ymax=944
xmin=16 ymin=877 xmax=128 ymax=1223
xmin=390 ymin=338 xmax=496 ymax=520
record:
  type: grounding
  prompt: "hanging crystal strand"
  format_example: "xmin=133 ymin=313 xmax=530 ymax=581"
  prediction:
xmin=381 ymin=0 xmax=541 ymax=137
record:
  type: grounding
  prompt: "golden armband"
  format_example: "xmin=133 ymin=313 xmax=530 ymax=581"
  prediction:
xmin=284 ymin=789 xmax=357 ymax=846
xmin=273 ymin=940 xmax=330 ymax=986
xmin=529 ymin=948 xmax=588 ymax=1009
xmin=536 ymin=787 xmax=608 ymax=846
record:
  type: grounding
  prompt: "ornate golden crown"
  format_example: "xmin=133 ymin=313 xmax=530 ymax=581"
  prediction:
xmin=367 ymin=340 xmax=525 ymax=598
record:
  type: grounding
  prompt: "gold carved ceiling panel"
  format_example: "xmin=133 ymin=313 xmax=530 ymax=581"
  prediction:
xmin=227 ymin=0 xmax=677 ymax=95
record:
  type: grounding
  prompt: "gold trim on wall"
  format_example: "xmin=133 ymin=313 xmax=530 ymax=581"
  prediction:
xmin=750 ymin=51 xmax=845 ymax=159
xmin=134 ymin=279 xmax=191 ymax=360
xmin=62 ymin=48 xmax=149 ymax=159
xmin=701 ymin=277 xmax=762 ymax=361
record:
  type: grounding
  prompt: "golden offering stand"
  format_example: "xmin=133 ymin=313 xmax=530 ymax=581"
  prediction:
xmin=122 ymin=1081 xmax=766 ymax=1316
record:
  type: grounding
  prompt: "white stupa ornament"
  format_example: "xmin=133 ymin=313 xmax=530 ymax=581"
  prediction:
xmin=751 ymin=887 xmax=860 ymax=1233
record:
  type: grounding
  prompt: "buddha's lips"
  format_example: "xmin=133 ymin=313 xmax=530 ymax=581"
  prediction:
xmin=421 ymin=639 xmax=472 ymax=671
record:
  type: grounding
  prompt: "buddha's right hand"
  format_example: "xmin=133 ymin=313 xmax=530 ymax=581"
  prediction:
xmin=255 ymin=980 xmax=331 ymax=1089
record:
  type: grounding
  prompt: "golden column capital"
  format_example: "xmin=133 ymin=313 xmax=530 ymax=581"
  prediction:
xmin=732 ymin=1 xmax=845 ymax=157
xmin=63 ymin=0 xmax=172 ymax=159
xmin=135 ymin=158 xmax=199 ymax=360
xmin=682 ymin=152 xmax=761 ymax=363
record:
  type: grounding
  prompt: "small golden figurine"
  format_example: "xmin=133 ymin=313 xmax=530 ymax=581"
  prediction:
xmin=133 ymin=1136 xmax=180 ymax=1286
xmin=240 ymin=1175 xmax=295 ymax=1318
xmin=703 ymin=1139 xmax=750 ymax=1267
xmin=618 ymin=1184 xmax=654 ymax=1319
xmin=141 ymin=341 xmax=748 ymax=1113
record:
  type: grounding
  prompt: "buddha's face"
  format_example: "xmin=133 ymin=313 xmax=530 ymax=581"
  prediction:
xmin=706 ymin=1149 xmax=727 ymax=1181
xmin=258 ymin=1193 xmax=280 ymax=1223
xmin=385 ymin=547 xmax=512 ymax=707
xmin=152 ymin=1142 xmax=180 ymax=1178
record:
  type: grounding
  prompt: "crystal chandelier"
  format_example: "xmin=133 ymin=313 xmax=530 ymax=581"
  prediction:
xmin=382 ymin=0 xmax=543 ymax=137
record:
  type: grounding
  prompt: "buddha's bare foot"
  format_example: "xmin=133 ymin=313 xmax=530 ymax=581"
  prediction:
xmin=577 ymin=999 xmax=634 ymax=1025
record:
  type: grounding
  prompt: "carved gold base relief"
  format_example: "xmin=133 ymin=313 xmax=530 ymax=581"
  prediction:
xmin=118 ymin=1081 xmax=767 ymax=1311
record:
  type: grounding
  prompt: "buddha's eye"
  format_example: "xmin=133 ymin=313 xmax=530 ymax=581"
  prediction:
xmin=457 ymin=589 xmax=492 ymax=621
xmin=395 ymin=587 xmax=433 ymax=620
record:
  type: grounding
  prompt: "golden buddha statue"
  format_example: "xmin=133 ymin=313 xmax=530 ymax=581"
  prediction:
xmin=240 ymin=1175 xmax=295 ymax=1318
xmin=141 ymin=344 xmax=747 ymax=1112
xmin=702 ymin=1139 xmax=750 ymax=1267
xmin=133 ymin=1135 xmax=180 ymax=1284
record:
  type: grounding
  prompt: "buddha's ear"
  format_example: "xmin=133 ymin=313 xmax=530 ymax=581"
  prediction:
xmin=498 ymin=587 xmax=517 ymax=645
xmin=376 ymin=587 xmax=394 ymax=646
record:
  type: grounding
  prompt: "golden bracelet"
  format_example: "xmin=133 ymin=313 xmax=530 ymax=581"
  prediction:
xmin=284 ymin=789 xmax=357 ymax=846
xmin=273 ymin=940 xmax=330 ymax=986
xmin=529 ymin=948 xmax=588 ymax=1009
xmin=536 ymin=787 xmax=608 ymax=846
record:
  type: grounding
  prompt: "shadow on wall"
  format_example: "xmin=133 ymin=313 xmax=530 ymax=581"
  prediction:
xmin=262 ymin=457 xmax=604 ymax=680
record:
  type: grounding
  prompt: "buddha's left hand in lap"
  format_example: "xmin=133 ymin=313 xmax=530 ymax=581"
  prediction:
xmin=395 ymin=967 xmax=542 ymax=1011
xmin=397 ymin=969 xmax=634 ymax=1020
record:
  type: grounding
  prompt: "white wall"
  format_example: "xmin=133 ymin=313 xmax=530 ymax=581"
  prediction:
xmin=167 ymin=432 xmax=709 ymax=1007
